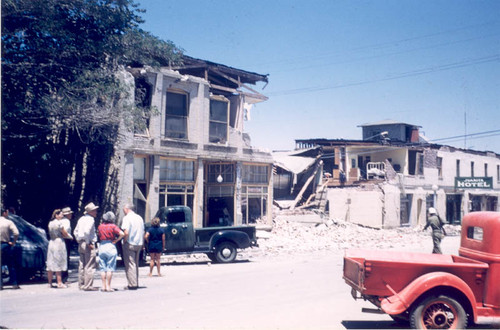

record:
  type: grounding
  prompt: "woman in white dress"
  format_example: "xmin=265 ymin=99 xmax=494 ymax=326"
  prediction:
xmin=46 ymin=209 xmax=72 ymax=288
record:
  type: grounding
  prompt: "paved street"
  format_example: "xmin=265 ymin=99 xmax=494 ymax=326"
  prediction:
xmin=0 ymin=235 xmax=497 ymax=329
xmin=0 ymin=251 xmax=389 ymax=329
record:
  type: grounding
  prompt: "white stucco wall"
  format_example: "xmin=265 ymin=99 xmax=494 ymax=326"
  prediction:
xmin=327 ymin=187 xmax=384 ymax=228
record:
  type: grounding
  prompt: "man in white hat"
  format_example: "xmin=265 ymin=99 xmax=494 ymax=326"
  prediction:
xmin=73 ymin=202 xmax=99 ymax=291
xmin=423 ymin=207 xmax=447 ymax=254
xmin=61 ymin=207 xmax=74 ymax=282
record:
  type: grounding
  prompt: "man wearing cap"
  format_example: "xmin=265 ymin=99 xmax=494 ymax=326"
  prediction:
xmin=121 ymin=203 xmax=144 ymax=290
xmin=61 ymin=207 xmax=74 ymax=282
xmin=423 ymin=207 xmax=447 ymax=254
xmin=0 ymin=208 xmax=21 ymax=290
xmin=74 ymin=203 xmax=99 ymax=291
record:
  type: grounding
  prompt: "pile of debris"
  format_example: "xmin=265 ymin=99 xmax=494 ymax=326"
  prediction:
xmin=248 ymin=209 xmax=462 ymax=259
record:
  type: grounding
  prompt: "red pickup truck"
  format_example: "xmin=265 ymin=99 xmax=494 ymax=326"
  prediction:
xmin=343 ymin=211 xmax=500 ymax=329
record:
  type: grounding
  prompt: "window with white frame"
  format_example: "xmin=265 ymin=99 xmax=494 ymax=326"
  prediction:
xmin=209 ymin=97 xmax=229 ymax=143
xmin=133 ymin=156 xmax=148 ymax=219
xmin=241 ymin=164 xmax=269 ymax=224
xmin=159 ymin=159 xmax=195 ymax=209
xmin=160 ymin=158 xmax=194 ymax=182
xmin=242 ymin=164 xmax=269 ymax=184
xmin=241 ymin=186 xmax=268 ymax=225
xmin=165 ymin=91 xmax=188 ymax=139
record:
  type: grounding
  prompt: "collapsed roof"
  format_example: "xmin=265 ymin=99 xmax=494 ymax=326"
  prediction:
xmin=170 ymin=55 xmax=269 ymax=102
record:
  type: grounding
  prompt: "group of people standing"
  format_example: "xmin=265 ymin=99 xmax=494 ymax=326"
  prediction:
xmin=45 ymin=202 xmax=162 ymax=291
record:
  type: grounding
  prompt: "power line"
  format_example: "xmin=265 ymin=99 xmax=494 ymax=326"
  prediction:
xmin=316 ymin=129 xmax=500 ymax=157
xmin=251 ymin=20 xmax=500 ymax=68
xmin=431 ymin=129 xmax=500 ymax=143
xmin=271 ymin=32 xmax=500 ymax=74
xmin=267 ymin=54 xmax=500 ymax=96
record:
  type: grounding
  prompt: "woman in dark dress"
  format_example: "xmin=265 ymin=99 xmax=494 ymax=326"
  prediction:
xmin=144 ymin=217 xmax=165 ymax=277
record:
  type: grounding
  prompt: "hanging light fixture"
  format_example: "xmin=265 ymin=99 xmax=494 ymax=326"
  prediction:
xmin=217 ymin=174 xmax=223 ymax=183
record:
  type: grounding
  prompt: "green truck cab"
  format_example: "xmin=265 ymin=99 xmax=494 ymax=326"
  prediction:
xmin=150 ymin=206 xmax=258 ymax=263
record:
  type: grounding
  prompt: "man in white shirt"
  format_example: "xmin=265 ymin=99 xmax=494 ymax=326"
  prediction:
xmin=121 ymin=203 xmax=144 ymax=290
xmin=73 ymin=203 xmax=98 ymax=291
xmin=0 ymin=208 xmax=20 ymax=290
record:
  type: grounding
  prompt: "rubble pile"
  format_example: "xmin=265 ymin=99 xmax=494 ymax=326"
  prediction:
xmin=250 ymin=210 xmax=462 ymax=259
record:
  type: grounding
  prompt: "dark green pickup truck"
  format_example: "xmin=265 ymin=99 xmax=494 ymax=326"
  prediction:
xmin=148 ymin=206 xmax=258 ymax=263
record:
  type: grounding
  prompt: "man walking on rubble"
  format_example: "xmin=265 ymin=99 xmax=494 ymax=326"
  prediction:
xmin=423 ymin=207 xmax=447 ymax=254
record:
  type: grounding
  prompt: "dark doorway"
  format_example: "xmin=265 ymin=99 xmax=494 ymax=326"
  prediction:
xmin=400 ymin=194 xmax=412 ymax=226
xmin=446 ymin=194 xmax=462 ymax=224
xmin=206 ymin=197 xmax=234 ymax=227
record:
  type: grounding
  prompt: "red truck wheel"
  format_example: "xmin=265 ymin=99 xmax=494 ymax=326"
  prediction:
xmin=410 ymin=295 xmax=467 ymax=329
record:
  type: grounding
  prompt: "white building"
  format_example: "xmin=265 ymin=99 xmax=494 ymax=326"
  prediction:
xmin=296 ymin=121 xmax=500 ymax=228
xmin=117 ymin=56 xmax=273 ymax=227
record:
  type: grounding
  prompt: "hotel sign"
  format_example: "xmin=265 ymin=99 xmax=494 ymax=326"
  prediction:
xmin=455 ymin=177 xmax=493 ymax=189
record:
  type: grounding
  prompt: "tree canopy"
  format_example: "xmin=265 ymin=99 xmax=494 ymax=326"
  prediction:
xmin=1 ymin=0 xmax=183 ymax=223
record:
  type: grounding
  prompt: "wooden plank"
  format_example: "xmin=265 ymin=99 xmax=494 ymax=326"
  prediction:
xmin=290 ymin=162 xmax=321 ymax=210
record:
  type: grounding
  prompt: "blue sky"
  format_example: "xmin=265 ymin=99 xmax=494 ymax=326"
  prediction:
xmin=138 ymin=0 xmax=500 ymax=152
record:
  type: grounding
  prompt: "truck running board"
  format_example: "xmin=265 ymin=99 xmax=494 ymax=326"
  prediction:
xmin=361 ymin=308 xmax=385 ymax=314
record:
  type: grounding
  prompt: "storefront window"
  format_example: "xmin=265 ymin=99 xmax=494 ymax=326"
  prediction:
xmin=160 ymin=159 xmax=194 ymax=182
xmin=159 ymin=159 xmax=195 ymax=211
xmin=133 ymin=156 xmax=148 ymax=219
xmin=242 ymin=164 xmax=269 ymax=184
xmin=241 ymin=186 xmax=268 ymax=224
xmin=207 ymin=163 xmax=234 ymax=183
xmin=159 ymin=184 xmax=194 ymax=210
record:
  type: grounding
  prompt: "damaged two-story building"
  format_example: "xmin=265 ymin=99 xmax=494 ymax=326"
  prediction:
xmin=117 ymin=56 xmax=273 ymax=227
xmin=295 ymin=120 xmax=500 ymax=228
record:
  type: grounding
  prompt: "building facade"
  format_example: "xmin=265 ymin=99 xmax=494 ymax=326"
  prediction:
xmin=117 ymin=56 xmax=273 ymax=227
xmin=297 ymin=121 xmax=500 ymax=228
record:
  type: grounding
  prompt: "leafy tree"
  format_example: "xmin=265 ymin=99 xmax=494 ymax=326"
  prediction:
xmin=1 ymin=0 xmax=182 ymax=224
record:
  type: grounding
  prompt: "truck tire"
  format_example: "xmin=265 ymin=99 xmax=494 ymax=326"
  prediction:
xmin=214 ymin=241 xmax=237 ymax=263
xmin=410 ymin=295 xmax=467 ymax=329
xmin=390 ymin=312 xmax=409 ymax=325
xmin=206 ymin=253 xmax=217 ymax=262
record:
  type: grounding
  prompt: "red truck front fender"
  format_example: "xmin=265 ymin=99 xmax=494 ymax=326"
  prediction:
xmin=381 ymin=271 xmax=477 ymax=319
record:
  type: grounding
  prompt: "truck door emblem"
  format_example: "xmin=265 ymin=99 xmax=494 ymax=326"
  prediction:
xmin=171 ymin=228 xmax=178 ymax=235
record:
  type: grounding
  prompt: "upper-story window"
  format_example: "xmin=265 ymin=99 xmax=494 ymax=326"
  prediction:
xmin=456 ymin=159 xmax=460 ymax=177
xmin=165 ymin=91 xmax=188 ymax=139
xmin=484 ymin=163 xmax=488 ymax=177
xmin=209 ymin=97 xmax=229 ymax=143
xmin=417 ymin=153 xmax=424 ymax=175
xmin=471 ymin=161 xmax=475 ymax=177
